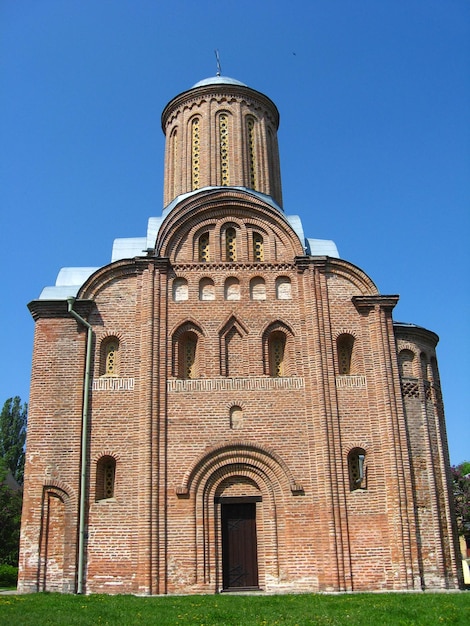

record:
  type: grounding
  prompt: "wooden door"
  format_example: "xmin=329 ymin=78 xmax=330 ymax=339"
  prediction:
xmin=221 ymin=502 xmax=259 ymax=590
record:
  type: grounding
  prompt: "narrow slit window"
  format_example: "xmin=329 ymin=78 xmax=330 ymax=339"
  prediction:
xmin=269 ymin=331 xmax=286 ymax=377
xmin=191 ymin=118 xmax=200 ymax=190
xmin=348 ymin=449 xmax=366 ymax=491
xmin=247 ymin=117 xmax=257 ymax=189
xmin=170 ymin=127 xmax=178 ymax=199
xmin=96 ymin=456 xmax=116 ymax=501
xmin=100 ymin=337 xmax=120 ymax=377
xmin=337 ymin=334 xmax=354 ymax=375
xmin=105 ymin=342 xmax=118 ymax=376
xmin=253 ymin=232 xmax=264 ymax=262
xmin=219 ymin=114 xmax=230 ymax=186
xmin=179 ymin=332 xmax=197 ymax=379
xmin=226 ymin=227 xmax=237 ymax=262
xmin=198 ymin=232 xmax=210 ymax=262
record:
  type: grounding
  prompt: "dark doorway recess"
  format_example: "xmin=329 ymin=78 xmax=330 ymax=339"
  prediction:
xmin=221 ymin=501 xmax=259 ymax=590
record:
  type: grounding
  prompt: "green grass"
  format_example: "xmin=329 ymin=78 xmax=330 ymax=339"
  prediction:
xmin=0 ymin=591 xmax=469 ymax=625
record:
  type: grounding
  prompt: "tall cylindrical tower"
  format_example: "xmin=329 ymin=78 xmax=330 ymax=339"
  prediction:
xmin=161 ymin=76 xmax=283 ymax=208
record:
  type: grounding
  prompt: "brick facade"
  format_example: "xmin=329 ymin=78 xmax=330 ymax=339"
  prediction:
xmin=18 ymin=76 xmax=462 ymax=594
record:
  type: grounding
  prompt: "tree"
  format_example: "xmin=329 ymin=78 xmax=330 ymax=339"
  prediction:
xmin=0 ymin=456 xmax=23 ymax=565
xmin=0 ymin=396 xmax=27 ymax=485
xmin=451 ymin=461 xmax=470 ymax=539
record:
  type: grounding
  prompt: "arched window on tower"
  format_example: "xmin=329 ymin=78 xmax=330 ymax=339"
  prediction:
xmin=219 ymin=113 xmax=230 ymax=186
xmin=247 ymin=116 xmax=257 ymax=190
xmin=336 ymin=334 xmax=355 ymax=375
xmin=96 ymin=456 xmax=116 ymax=501
xmin=348 ymin=448 xmax=366 ymax=491
xmin=169 ymin=127 xmax=178 ymax=200
xmin=225 ymin=227 xmax=237 ymax=262
xmin=191 ymin=117 xmax=200 ymax=190
xmin=252 ymin=232 xmax=264 ymax=262
xmin=267 ymin=127 xmax=276 ymax=197
xmin=100 ymin=337 xmax=120 ymax=377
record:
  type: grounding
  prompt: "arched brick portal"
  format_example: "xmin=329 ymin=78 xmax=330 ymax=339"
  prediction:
xmin=177 ymin=443 xmax=303 ymax=592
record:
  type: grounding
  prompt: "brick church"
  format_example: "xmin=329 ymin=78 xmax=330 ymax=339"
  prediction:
xmin=19 ymin=74 xmax=462 ymax=594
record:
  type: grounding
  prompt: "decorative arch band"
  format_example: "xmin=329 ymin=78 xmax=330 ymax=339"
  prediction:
xmin=176 ymin=441 xmax=304 ymax=497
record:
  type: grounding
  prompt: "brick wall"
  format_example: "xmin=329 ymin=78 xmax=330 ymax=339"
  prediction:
xmin=18 ymin=205 xmax=461 ymax=593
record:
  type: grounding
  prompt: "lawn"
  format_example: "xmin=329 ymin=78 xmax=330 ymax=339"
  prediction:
xmin=0 ymin=591 xmax=469 ymax=625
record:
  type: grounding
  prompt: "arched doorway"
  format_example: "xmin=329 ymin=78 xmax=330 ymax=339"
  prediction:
xmin=177 ymin=441 xmax=303 ymax=592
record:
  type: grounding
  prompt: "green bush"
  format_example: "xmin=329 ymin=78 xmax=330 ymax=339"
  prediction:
xmin=0 ymin=563 xmax=18 ymax=587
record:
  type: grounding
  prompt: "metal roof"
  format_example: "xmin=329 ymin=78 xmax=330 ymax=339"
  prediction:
xmin=306 ymin=238 xmax=340 ymax=258
xmin=35 ymin=204 xmax=341 ymax=299
xmin=191 ymin=75 xmax=247 ymax=88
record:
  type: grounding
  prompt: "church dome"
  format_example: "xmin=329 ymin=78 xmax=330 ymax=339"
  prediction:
xmin=191 ymin=75 xmax=248 ymax=88
xmin=161 ymin=75 xmax=282 ymax=208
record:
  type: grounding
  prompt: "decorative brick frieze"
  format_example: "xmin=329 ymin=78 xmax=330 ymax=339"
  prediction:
xmin=92 ymin=377 xmax=135 ymax=391
xmin=167 ymin=376 xmax=304 ymax=393
xmin=172 ymin=262 xmax=295 ymax=273
xmin=335 ymin=375 xmax=367 ymax=389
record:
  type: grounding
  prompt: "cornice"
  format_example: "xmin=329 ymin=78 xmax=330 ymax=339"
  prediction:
xmin=162 ymin=83 xmax=279 ymax=131
xmin=352 ymin=294 xmax=399 ymax=312
xmin=28 ymin=299 xmax=94 ymax=322
xmin=393 ymin=322 xmax=439 ymax=347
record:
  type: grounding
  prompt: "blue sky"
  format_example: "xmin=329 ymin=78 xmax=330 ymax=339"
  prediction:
xmin=1 ymin=1 xmax=469 ymax=463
